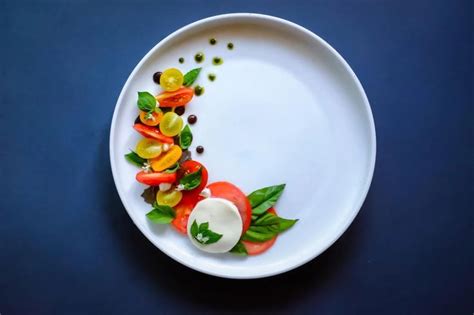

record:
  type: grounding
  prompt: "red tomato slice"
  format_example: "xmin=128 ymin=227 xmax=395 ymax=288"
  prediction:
xmin=171 ymin=160 xmax=208 ymax=234
xmin=242 ymin=208 xmax=277 ymax=255
xmin=172 ymin=193 xmax=205 ymax=234
xmin=136 ymin=171 xmax=176 ymax=186
xmin=207 ymin=181 xmax=252 ymax=233
xmin=171 ymin=194 xmax=197 ymax=234
xmin=133 ymin=124 xmax=174 ymax=144
xmin=156 ymin=87 xmax=194 ymax=107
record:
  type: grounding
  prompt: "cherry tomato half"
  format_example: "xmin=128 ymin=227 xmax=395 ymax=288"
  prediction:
xmin=207 ymin=181 xmax=252 ymax=233
xmin=133 ymin=123 xmax=174 ymax=144
xmin=179 ymin=160 xmax=209 ymax=193
xmin=241 ymin=208 xmax=277 ymax=255
xmin=160 ymin=68 xmax=183 ymax=92
xmin=139 ymin=110 xmax=163 ymax=126
xmin=135 ymin=171 xmax=176 ymax=186
xmin=150 ymin=145 xmax=182 ymax=172
xmin=156 ymin=87 xmax=194 ymax=107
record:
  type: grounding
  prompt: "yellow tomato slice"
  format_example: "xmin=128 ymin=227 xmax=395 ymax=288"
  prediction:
xmin=151 ymin=145 xmax=182 ymax=171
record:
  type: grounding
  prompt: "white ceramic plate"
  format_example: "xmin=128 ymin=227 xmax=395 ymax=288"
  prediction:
xmin=110 ymin=13 xmax=376 ymax=279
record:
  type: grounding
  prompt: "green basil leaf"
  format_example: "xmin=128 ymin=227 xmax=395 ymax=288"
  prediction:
xmin=253 ymin=212 xmax=281 ymax=225
xmin=191 ymin=220 xmax=223 ymax=245
xmin=278 ymin=217 xmax=298 ymax=232
xmin=201 ymin=230 xmax=223 ymax=244
xmin=229 ymin=241 xmax=248 ymax=256
xmin=141 ymin=186 xmax=158 ymax=205
xmin=198 ymin=221 xmax=209 ymax=233
xmin=124 ymin=150 xmax=146 ymax=167
xmin=179 ymin=125 xmax=193 ymax=149
xmin=183 ymin=68 xmax=202 ymax=86
xmin=247 ymin=184 xmax=286 ymax=215
xmin=164 ymin=163 xmax=180 ymax=174
xmin=179 ymin=167 xmax=202 ymax=190
xmin=242 ymin=210 xmax=298 ymax=242
xmin=146 ymin=203 xmax=175 ymax=224
xmin=191 ymin=220 xmax=199 ymax=237
xmin=242 ymin=228 xmax=275 ymax=242
xmin=137 ymin=91 xmax=156 ymax=112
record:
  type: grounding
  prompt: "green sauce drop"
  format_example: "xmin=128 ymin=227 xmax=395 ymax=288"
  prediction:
xmin=194 ymin=52 xmax=205 ymax=63
xmin=209 ymin=38 xmax=217 ymax=45
xmin=178 ymin=57 xmax=185 ymax=64
xmin=227 ymin=42 xmax=234 ymax=50
xmin=212 ymin=57 xmax=223 ymax=65
xmin=208 ymin=73 xmax=216 ymax=82
xmin=194 ymin=85 xmax=205 ymax=96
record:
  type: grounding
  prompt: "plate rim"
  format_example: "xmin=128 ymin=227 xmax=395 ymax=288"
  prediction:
xmin=109 ymin=13 xmax=377 ymax=279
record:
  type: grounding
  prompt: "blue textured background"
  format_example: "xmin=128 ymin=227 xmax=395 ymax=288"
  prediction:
xmin=1 ymin=1 xmax=472 ymax=314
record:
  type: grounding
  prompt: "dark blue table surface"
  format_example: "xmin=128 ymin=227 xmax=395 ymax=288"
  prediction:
xmin=1 ymin=1 xmax=472 ymax=314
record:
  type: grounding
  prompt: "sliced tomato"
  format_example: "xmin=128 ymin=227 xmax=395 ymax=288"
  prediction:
xmin=171 ymin=193 xmax=203 ymax=234
xmin=242 ymin=208 xmax=277 ymax=255
xmin=156 ymin=87 xmax=194 ymax=107
xmin=133 ymin=124 xmax=174 ymax=144
xmin=207 ymin=181 xmax=252 ymax=233
xmin=136 ymin=171 xmax=176 ymax=186
xmin=242 ymin=238 xmax=277 ymax=255
xmin=171 ymin=160 xmax=209 ymax=234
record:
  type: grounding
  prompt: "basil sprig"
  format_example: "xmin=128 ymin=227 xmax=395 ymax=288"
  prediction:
xmin=242 ymin=212 xmax=298 ymax=242
xmin=137 ymin=91 xmax=156 ymax=112
xmin=124 ymin=150 xmax=146 ymax=167
xmin=179 ymin=167 xmax=202 ymax=190
xmin=191 ymin=220 xmax=222 ymax=245
xmin=179 ymin=125 xmax=193 ymax=149
xmin=228 ymin=183 xmax=298 ymax=254
xmin=247 ymin=184 xmax=286 ymax=215
xmin=146 ymin=202 xmax=176 ymax=224
xmin=183 ymin=68 xmax=202 ymax=86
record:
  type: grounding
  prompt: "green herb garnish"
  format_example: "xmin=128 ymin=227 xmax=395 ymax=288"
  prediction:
xmin=247 ymin=184 xmax=286 ymax=215
xmin=179 ymin=124 xmax=193 ymax=149
xmin=137 ymin=91 xmax=156 ymax=112
xmin=179 ymin=167 xmax=202 ymax=190
xmin=124 ymin=150 xmax=146 ymax=167
xmin=183 ymin=68 xmax=202 ymax=86
xmin=242 ymin=211 xmax=298 ymax=242
xmin=191 ymin=220 xmax=223 ymax=245
xmin=146 ymin=202 xmax=176 ymax=224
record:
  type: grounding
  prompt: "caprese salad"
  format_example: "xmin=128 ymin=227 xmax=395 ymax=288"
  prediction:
xmin=124 ymin=52 xmax=298 ymax=255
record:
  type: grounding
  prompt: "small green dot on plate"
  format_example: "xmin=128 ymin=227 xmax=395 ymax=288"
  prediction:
xmin=212 ymin=57 xmax=223 ymax=65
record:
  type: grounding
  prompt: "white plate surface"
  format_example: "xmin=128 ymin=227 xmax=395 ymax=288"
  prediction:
xmin=110 ymin=13 xmax=376 ymax=279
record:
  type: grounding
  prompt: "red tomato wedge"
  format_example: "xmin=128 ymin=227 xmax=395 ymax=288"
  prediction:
xmin=133 ymin=124 xmax=174 ymax=144
xmin=136 ymin=171 xmax=176 ymax=186
xmin=171 ymin=160 xmax=208 ymax=234
xmin=242 ymin=208 xmax=277 ymax=255
xmin=156 ymin=87 xmax=194 ymax=107
xmin=207 ymin=182 xmax=252 ymax=233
